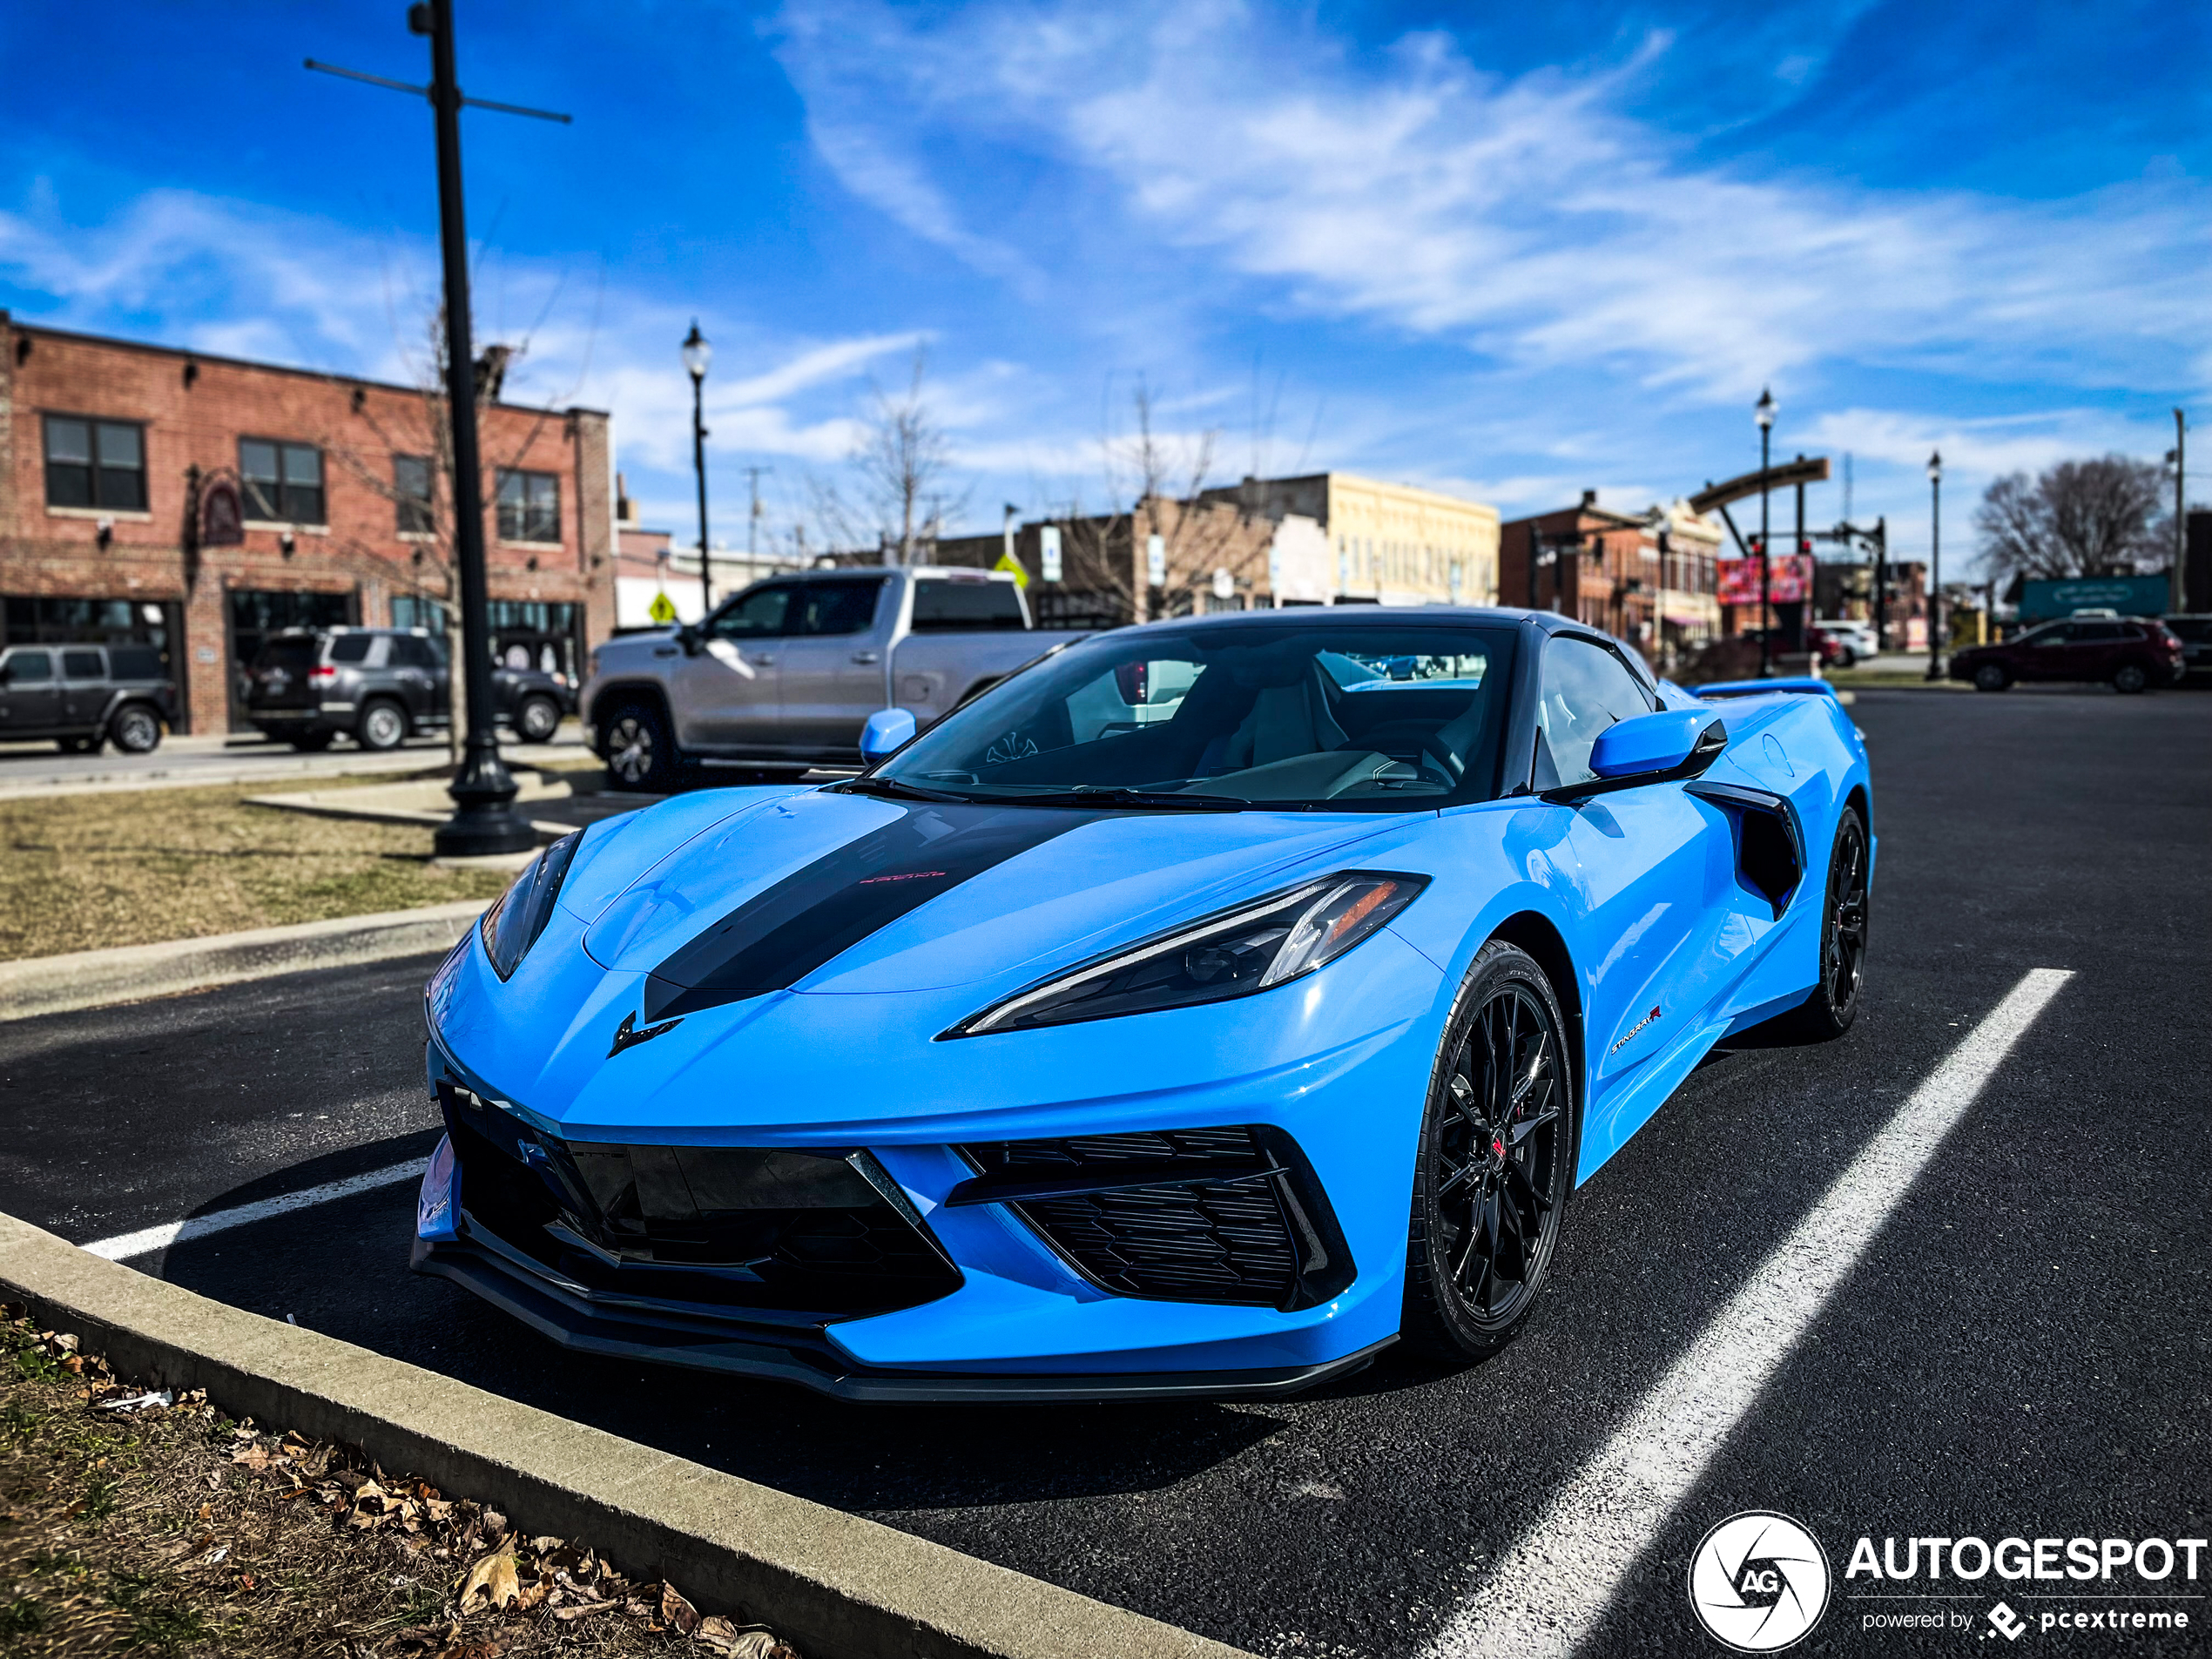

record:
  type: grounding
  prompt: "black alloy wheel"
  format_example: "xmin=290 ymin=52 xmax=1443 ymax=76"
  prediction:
xmin=516 ymin=694 xmax=562 ymax=745
xmin=1783 ymin=804 xmax=1869 ymax=1041
xmin=1973 ymin=662 xmax=2010 ymax=691
xmin=108 ymin=705 xmax=162 ymax=755
xmin=1404 ymin=941 xmax=1574 ymax=1361
xmin=601 ymin=700 xmax=678 ymax=792
xmin=2111 ymin=662 xmax=2149 ymax=695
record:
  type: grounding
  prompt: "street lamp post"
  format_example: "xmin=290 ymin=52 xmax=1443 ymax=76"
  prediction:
xmin=1755 ymin=388 xmax=1776 ymax=677
xmin=684 ymin=321 xmax=712 ymax=617
xmin=419 ymin=0 xmax=533 ymax=858
xmin=1925 ymin=451 xmax=1944 ymax=681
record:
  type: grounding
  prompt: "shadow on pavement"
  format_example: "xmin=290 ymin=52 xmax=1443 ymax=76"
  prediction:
xmin=156 ymin=1143 xmax=1286 ymax=1514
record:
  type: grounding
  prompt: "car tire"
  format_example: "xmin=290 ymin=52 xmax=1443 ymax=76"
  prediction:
xmin=600 ymin=699 xmax=678 ymax=792
xmin=356 ymin=698 xmax=409 ymax=751
xmin=2111 ymin=662 xmax=2149 ymax=695
xmin=1973 ymin=663 xmax=2011 ymax=692
xmin=515 ymin=694 xmax=562 ymax=745
xmin=1402 ymin=940 xmax=1575 ymax=1365
xmin=1778 ymin=804 xmax=1870 ymax=1042
xmin=288 ymin=732 xmax=335 ymax=752
xmin=107 ymin=705 xmax=163 ymax=755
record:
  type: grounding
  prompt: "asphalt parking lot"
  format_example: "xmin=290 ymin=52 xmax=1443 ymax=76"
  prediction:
xmin=2 ymin=684 xmax=2206 ymax=1658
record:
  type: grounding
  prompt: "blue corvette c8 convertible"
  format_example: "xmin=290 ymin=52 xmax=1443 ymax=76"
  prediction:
xmin=414 ymin=607 xmax=1872 ymax=1400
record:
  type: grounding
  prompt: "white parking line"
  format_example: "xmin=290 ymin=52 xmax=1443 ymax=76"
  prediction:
xmin=1421 ymin=967 xmax=2073 ymax=1659
xmin=79 ymin=1160 xmax=427 ymax=1262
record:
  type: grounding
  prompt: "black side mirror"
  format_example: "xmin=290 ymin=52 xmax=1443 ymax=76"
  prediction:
xmin=677 ymin=624 xmax=703 ymax=657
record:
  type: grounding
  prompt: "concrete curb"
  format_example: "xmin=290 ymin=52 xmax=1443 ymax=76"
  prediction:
xmin=0 ymin=900 xmax=485 ymax=1023
xmin=0 ymin=1213 xmax=1252 ymax=1659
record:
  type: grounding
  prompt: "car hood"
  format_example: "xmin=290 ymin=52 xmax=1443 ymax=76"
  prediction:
xmin=571 ymin=786 xmax=1410 ymax=1011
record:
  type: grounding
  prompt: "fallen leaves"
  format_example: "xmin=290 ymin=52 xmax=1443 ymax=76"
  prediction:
xmin=459 ymin=1548 xmax=522 ymax=1612
xmin=7 ymin=1311 xmax=806 ymax=1658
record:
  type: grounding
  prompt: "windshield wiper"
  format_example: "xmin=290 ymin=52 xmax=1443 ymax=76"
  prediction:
xmin=971 ymin=786 xmax=1252 ymax=812
xmin=829 ymin=775 xmax=976 ymax=805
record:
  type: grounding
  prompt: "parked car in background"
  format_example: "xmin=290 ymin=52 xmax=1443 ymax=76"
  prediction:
xmin=582 ymin=567 xmax=1092 ymax=791
xmin=1738 ymin=626 xmax=1848 ymax=668
xmin=2163 ymin=615 xmax=2212 ymax=680
xmin=242 ymin=627 xmax=574 ymax=751
xmin=1948 ymin=617 xmax=2184 ymax=693
xmin=0 ymin=643 xmax=177 ymax=754
xmin=1817 ymin=619 xmax=1878 ymax=663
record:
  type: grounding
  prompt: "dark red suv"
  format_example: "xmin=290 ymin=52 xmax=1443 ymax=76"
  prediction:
xmin=1949 ymin=616 xmax=2184 ymax=694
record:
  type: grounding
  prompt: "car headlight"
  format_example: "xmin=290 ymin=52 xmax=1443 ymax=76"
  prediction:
xmin=480 ymin=829 xmax=583 ymax=981
xmin=946 ymin=871 xmax=1427 ymax=1037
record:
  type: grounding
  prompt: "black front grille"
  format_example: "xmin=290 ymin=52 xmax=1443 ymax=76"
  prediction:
xmin=442 ymin=1100 xmax=961 ymax=1321
xmin=954 ymin=1126 xmax=1354 ymax=1312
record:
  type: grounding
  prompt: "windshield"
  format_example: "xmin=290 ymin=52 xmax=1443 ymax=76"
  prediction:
xmin=872 ymin=621 xmax=1518 ymax=811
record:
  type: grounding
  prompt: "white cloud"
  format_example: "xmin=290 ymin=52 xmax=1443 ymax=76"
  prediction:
xmin=774 ymin=0 xmax=2212 ymax=402
xmin=0 ymin=187 xmax=938 ymax=521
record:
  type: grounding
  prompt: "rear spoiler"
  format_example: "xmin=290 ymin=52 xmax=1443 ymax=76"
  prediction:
xmin=1693 ymin=677 xmax=1838 ymax=701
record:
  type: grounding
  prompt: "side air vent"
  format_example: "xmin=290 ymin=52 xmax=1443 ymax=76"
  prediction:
xmin=1687 ymin=780 xmax=1804 ymax=919
xmin=948 ymin=1126 xmax=1354 ymax=1312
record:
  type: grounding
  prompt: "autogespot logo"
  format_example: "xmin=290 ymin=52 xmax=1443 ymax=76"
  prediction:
xmin=1689 ymin=1512 xmax=1833 ymax=1652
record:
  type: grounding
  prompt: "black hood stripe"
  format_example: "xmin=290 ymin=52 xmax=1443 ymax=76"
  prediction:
xmin=643 ymin=801 xmax=1103 ymax=1020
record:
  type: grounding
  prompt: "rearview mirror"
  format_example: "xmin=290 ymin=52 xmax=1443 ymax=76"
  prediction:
xmin=1544 ymin=710 xmax=1726 ymax=802
xmin=860 ymin=707 xmax=918 ymax=764
xmin=676 ymin=624 xmax=702 ymax=657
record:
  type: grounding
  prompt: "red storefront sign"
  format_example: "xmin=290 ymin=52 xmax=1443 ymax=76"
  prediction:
xmin=1717 ymin=553 xmax=1813 ymax=606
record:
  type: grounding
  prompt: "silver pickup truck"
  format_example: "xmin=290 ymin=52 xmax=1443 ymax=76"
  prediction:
xmin=581 ymin=566 xmax=1094 ymax=790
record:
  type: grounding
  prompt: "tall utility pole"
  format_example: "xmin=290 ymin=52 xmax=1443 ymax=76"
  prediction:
xmin=2174 ymin=409 xmax=2188 ymax=613
xmin=1925 ymin=452 xmax=1944 ymax=681
xmin=306 ymin=3 xmax=567 ymax=857
xmin=1755 ymin=388 xmax=1777 ymax=677
xmin=1872 ymin=516 xmax=1888 ymax=651
xmin=1792 ymin=464 xmax=1806 ymax=654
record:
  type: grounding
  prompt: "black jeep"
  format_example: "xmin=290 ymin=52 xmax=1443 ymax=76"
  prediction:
xmin=0 ymin=644 xmax=177 ymax=754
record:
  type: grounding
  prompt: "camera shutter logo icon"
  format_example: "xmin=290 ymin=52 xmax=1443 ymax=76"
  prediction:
xmin=1688 ymin=1512 xmax=1831 ymax=1652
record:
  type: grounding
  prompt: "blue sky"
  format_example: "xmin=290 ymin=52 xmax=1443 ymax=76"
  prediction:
xmin=3 ymin=0 xmax=2206 ymax=576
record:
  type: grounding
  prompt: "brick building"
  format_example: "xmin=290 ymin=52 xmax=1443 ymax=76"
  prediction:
xmin=1501 ymin=492 xmax=1723 ymax=665
xmin=1201 ymin=472 xmax=1501 ymax=606
xmin=0 ymin=312 xmax=615 ymax=733
xmin=934 ymin=469 xmax=1500 ymax=627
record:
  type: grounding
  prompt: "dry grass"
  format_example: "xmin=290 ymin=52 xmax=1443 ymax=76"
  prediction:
xmin=0 ymin=1316 xmax=796 ymax=1657
xmin=0 ymin=776 xmax=514 ymax=962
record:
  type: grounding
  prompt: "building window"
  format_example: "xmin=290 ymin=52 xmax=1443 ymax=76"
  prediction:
xmin=395 ymin=455 xmax=435 ymax=535
xmin=44 ymin=415 xmax=146 ymax=511
xmin=496 ymin=469 xmax=560 ymax=543
xmin=239 ymin=439 xmax=326 ymax=524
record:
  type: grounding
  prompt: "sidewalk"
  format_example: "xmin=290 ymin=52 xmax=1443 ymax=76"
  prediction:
xmin=0 ymin=728 xmax=596 ymax=799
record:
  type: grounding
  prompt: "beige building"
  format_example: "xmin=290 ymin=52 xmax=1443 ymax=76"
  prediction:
xmin=1203 ymin=472 xmax=1501 ymax=606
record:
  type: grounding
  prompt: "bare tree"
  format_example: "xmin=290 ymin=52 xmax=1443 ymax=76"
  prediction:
xmin=1974 ymin=455 xmax=2172 ymax=582
xmin=804 ymin=347 xmax=964 ymax=563
xmin=320 ymin=307 xmax=575 ymax=762
xmin=1043 ymin=379 xmax=1272 ymax=622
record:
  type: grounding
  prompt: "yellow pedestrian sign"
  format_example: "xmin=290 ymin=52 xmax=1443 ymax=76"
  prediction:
xmin=648 ymin=590 xmax=679 ymax=624
xmin=994 ymin=551 xmax=1029 ymax=590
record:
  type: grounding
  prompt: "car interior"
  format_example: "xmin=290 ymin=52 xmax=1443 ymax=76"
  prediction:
xmin=894 ymin=628 xmax=1517 ymax=807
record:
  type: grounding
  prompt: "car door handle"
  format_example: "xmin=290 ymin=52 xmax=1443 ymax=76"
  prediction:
xmin=851 ymin=651 xmax=880 ymax=664
xmin=752 ymin=653 xmax=775 ymax=665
